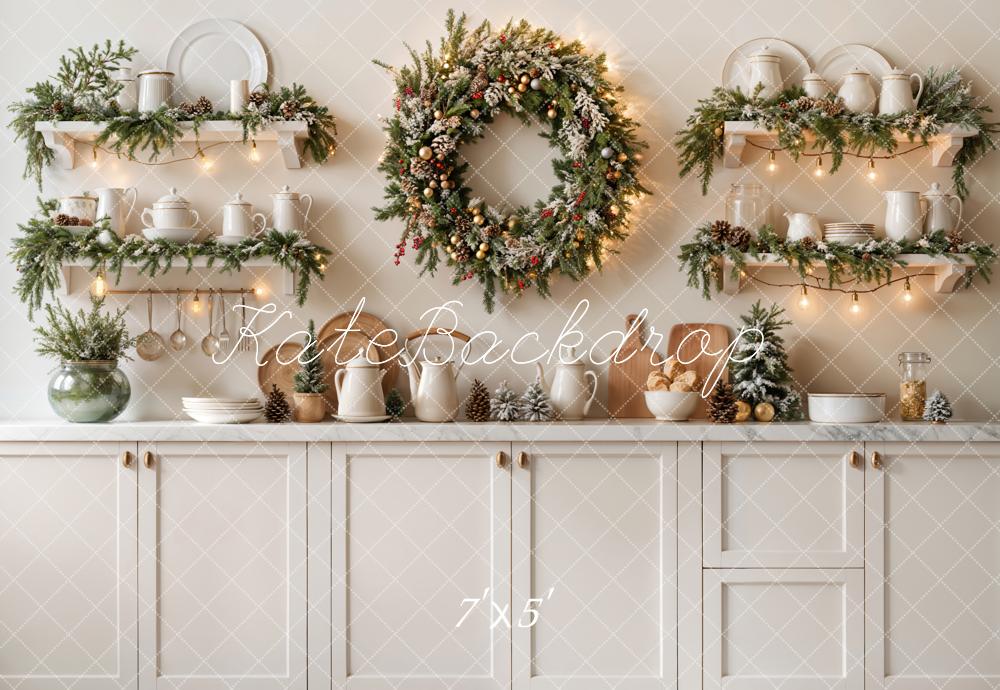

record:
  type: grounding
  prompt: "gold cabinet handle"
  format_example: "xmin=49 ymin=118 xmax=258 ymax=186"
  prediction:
xmin=871 ymin=450 xmax=883 ymax=470
xmin=495 ymin=451 xmax=508 ymax=469
xmin=517 ymin=451 xmax=529 ymax=469
xmin=121 ymin=451 xmax=133 ymax=468
xmin=143 ymin=451 xmax=154 ymax=469
xmin=848 ymin=450 xmax=860 ymax=468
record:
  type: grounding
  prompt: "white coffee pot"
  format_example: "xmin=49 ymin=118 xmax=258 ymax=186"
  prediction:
xmin=535 ymin=347 xmax=598 ymax=421
xmin=333 ymin=347 xmax=387 ymax=418
xmin=221 ymin=193 xmax=266 ymax=239
xmin=402 ymin=330 xmax=469 ymax=422
xmin=141 ymin=187 xmax=200 ymax=229
xmin=747 ymin=46 xmax=783 ymax=99
xmin=784 ymin=212 xmax=822 ymax=242
xmin=879 ymin=67 xmax=923 ymax=115
xmin=837 ymin=67 xmax=877 ymax=113
xmin=921 ymin=182 xmax=962 ymax=235
xmin=883 ymin=190 xmax=924 ymax=242
xmin=94 ymin=187 xmax=137 ymax=237
xmin=270 ymin=185 xmax=313 ymax=232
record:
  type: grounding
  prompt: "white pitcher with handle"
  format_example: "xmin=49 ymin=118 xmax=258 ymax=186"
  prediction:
xmin=921 ymin=182 xmax=962 ymax=235
xmin=879 ymin=67 xmax=923 ymax=115
xmin=535 ymin=346 xmax=598 ymax=421
xmin=784 ymin=212 xmax=821 ymax=242
xmin=334 ymin=347 xmax=387 ymax=419
xmin=402 ymin=329 xmax=470 ymax=422
xmin=884 ymin=190 xmax=924 ymax=242
xmin=94 ymin=187 xmax=137 ymax=238
xmin=270 ymin=185 xmax=313 ymax=232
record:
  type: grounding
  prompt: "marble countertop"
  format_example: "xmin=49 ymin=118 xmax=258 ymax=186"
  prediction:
xmin=1 ymin=419 xmax=998 ymax=443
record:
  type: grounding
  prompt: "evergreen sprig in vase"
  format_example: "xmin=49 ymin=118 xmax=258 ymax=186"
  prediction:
xmin=34 ymin=298 xmax=135 ymax=423
xmin=292 ymin=319 xmax=328 ymax=422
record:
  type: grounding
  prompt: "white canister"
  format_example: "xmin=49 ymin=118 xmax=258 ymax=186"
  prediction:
xmin=747 ymin=46 xmax=783 ymax=99
xmin=57 ymin=195 xmax=98 ymax=223
xmin=801 ymin=72 xmax=830 ymax=99
xmin=270 ymin=185 xmax=313 ymax=232
xmin=114 ymin=68 xmax=137 ymax=111
xmin=136 ymin=69 xmax=174 ymax=112
xmin=883 ymin=190 xmax=924 ymax=242
xmin=222 ymin=193 xmax=267 ymax=239
xmin=230 ymin=79 xmax=249 ymax=113
xmin=837 ymin=68 xmax=877 ymax=113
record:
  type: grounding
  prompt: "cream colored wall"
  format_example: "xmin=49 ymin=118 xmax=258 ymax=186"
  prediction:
xmin=2 ymin=0 xmax=999 ymax=420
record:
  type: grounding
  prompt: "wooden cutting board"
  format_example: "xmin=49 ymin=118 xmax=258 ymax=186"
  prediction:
xmin=667 ymin=323 xmax=731 ymax=419
xmin=608 ymin=314 xmax=662 ymax=419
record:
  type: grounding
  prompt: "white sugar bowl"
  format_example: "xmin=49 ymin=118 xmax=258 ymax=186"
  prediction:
xmin=141 ymin=187 xmax=200 ymax=229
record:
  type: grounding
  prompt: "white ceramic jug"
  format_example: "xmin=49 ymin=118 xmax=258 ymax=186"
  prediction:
xmin=334 ymin=347 xmax=387 ymax=418
xmin=221 ymin=193 xmax=266 ymax=240
xmin=784 ymin=212 xmax=822 ymax=242
xmin=879 ymin=68 xmax=923 ymax=115
xmin=270 ymin=185 xmax=313 ymax=232
xmin=402 ymin=329 xmax=469 ymax=422
xmin=94 ymin=187 xmax=137 ymax=237
xmin=837 ymin=68 xmax=877 ymax=113
xmin=801 ymin=72 xmax=830 ymax=98
xmin=747 ymin=46 xmax=783 ymax=99
xmin=884 ymin=190 xmax=924 ymax=242
xmin=535 ymin=347 xmax=598 ymax=421
xmin=921 ymin=182 xmax=962 ymax=235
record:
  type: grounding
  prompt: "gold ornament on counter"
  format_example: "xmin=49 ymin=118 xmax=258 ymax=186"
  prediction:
xmin=753 ymin=401 xmax=776 ymax=422
xmin=735 ymin=400 xmax=752 ymax=422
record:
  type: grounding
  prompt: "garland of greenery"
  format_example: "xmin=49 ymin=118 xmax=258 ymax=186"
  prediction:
xmin=676 ymin=68 xmax=998 ymax=199
xmin=373 ymin=11 xmax=648 ymax=312
xmin=679 ymin=222 xmax=998 ymax=300
xmin=11 ymin=200 xmax=331 ymax=316
xmin=9 ymin=41 xmax=337 ymax=187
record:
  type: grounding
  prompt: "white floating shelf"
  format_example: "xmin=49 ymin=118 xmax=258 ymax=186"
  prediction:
xmin=719 ymin=253 xmax=975 ymax=295
xmin=35 ymin=120 xmax=309 ymax=169
xmin=722 ymin=121 xmax=979 ymax=168
xmin=59 ymin=257 xmax=295 ymax=296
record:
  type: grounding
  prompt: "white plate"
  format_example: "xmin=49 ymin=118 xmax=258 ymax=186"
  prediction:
xmin=815 ymin=44 xmax=892 ymax=89
xmin=167 ymin=18 xmax=269 ymax=110
xmin=824 ymin=235 xmax=872 ymax=245
xmin=215 ymin=234 xmax=249 ymax=246
xmin=334 ymin=414 xmax=391 ymax=423
xmin=144 ymin=227 xmax=198 ymax=243
xmin=183 ymin=396 xmax=260 ymax=404
xmin=184 ymin=403 xmax=263 ymax=411
xmin=722 ymin=38 xmax=811 ymax=94
xmin=184 ymin=408 xmax=262 ymax=424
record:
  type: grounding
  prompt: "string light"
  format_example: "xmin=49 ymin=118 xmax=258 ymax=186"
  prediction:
xmin=249 ymin=139 xmax=260 ymax=162
xmin=191 ymin=289 xmax=202 ymax=313
xmin=90 ymin=267 xmax=107 ymax=298
xmin=850 ymin=291 xmax=861 ymax=314
xmin=767 ymin=149 xmax=777 ymax=173
xmin=89 ymin=145 xmax=99 ymax=169
xmin=813 ymin=156 xmax=824 ymax=177
xmin=197 ymin=147 xmax=213 ymax=170
xmin=798 ymin=284 xmax=809 ymax=309
xmin=866 ymin=158 xmax=877 ymax=180
xmin=902 ymin=276 xmax=913 ymax=302
xmin=254 ymin=285 xmax=266 ymax=297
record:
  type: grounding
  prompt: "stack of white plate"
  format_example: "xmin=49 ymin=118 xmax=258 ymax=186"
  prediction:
xmin=824 ymin=223 xmax=876 ymax=245
xmin=182 ymin=397 xmax=263 ymax=423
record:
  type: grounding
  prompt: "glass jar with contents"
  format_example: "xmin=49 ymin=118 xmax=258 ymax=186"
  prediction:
xmin=725 ymin=183 xmax=772 ymax=233
xmin=898 ymin=352 xmax=930 ymax=421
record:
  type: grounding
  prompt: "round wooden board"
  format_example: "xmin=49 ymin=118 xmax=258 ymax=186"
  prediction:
xmin=258 ymin=342 xmax=303 ymax=398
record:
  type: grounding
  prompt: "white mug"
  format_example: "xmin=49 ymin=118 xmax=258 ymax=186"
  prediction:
xmin=141 ymin=206 xmax=200 ymax=229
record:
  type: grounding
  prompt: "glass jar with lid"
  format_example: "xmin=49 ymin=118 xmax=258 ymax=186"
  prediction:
xmin=898 ymin=352 xmax=930 ymax=421
xmin=725 ymin=183 xmax=772 ymax=233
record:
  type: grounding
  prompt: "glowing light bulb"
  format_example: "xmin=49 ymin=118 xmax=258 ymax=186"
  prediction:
xmin=254 ymin=285 xmax=266 ymax=297
xmin=767 ymin=150 xmax=777 ymax=173
xmin=90 ymin=271 xmax=107 ymax=298
xmin=198 ymin=148 xmax=213 ymax=170
xmin=813 ymin=156 xmax=824 ymax=177
xmin=798 ymin=285 xmax=809 ymax=309
xmin=89 ymin=146 xmax=99 ymax=169
xmin=903 ymin=277 xmax=913 ymax=302
xmin=191 ymin=291 xmax=202 ymax=313
xmin=850 ymin=291 xmax=861 ymax=314
xmin=866 ymin=158 xmax=877 ymax=180
xmin=249 ymin=139 xmax=260 ymax=162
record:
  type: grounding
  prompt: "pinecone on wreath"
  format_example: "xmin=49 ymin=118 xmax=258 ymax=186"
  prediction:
xmin=464 ymin=379 xmax=490 ymax=422
xmin=454 ymin=244 xmax=472 ymax=264
xmin=50 ymin=100 xmax=65 ymax=115
xmin=707 ymin=382 xmax=738 ymax=424
xmin=709 ymin=219 xmax=732 ymax=245
xmin=409 ymin=158 xmax=437 ymax=180
xmin=247 ymin=89 xmax=268 ymax=108
xmin=490 ymin=381 xmax=523 ymax=422
xmin=264 ymin=384 xmax=293 ymax=423
xmin=729 ymin=225 xmax=752 ymax=251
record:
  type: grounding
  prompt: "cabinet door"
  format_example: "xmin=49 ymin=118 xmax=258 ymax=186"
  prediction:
xmin=512 ymin=442 xmax=677 ymax=690
xmin=704 ymin=442 xmax=864 ymax=568
xmin=703 ymin=569 xmax=864 ymax=690
xmin=331 ymin=442 xmax=511 ymax=690
xmin=0 ymin=441 xmax=138 ymax=690
xmin=865 ymin=442 xmax=1000 ymax=690
xmin=138 ymin=442 xmax=307 ymax=690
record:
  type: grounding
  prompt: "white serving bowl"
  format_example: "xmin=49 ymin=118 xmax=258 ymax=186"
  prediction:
xmin=643 ymin=391 xmax=700 ymax=421
xmin=808 ymin=393 xmax=885 ymax=423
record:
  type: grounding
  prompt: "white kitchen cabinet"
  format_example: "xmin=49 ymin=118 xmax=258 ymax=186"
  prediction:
xmin=702 ymin=568 xmax=864 ymax=690
xmin=865 ymin=442 xmax=1000 ymax=690
xmin=330 ymin=442 xmax=511 ymax=690
xmin=703 ymin=441 xmax=864 ymax=568
xmin=138 ymin=442 xmax=307 ymax=690
xmin=0 ymin=441 xmax=138 ymax=690
xmin=511 ymin=442 xmax=678 ymax=690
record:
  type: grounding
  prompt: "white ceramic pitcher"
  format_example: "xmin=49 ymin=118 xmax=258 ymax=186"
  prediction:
xmin=884 ymin=190 xmax=924 ymax=242
xmin=535 ymin=347 xmax=598 ymax=421
xmin=921 ymin=182 xmax=962 ymax=235
xmin=333 ymin=348 xmax=387 ymax=418
xmin=747 ymin=46 xmax=782 ymax=99
xmin=879 ymin=68 xmax=923 ymax=115
xmin=94 ymin=187 xmax=137 ymax=237
xmin=838 ymin=68 xmax=877 ymax=113
xmin=784 ymin=212 xmax=822 ymax=242
xmin=402 ymin=329 xmax=470 ymax=422
xmin=270 ymin=185 xmax=313 ymax=232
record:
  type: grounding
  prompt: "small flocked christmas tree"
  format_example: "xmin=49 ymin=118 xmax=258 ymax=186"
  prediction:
xmin=264 ymin=384 xmax=292 ymax=423
xmin=293 ymin=320 xmax=328 ymax=394
xmin=490 ymin=381 xmax=523 ymax=422
xmin=923 ymin=390 xmax=953 ymax=423
xmin=707 ymin=381 xmax=738 ymax=424
xmin=465 ymin=379 xmax=490 ymax=422
xmin=520 ymin=378 xmax=554 ymax=422
xmin=730 ymin=301 xmax=803 ymax=421
xmin=385 ymin=389 xmax=405 ymax=421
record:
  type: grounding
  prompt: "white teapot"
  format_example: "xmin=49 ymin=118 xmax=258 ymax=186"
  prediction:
xmin=402 ymin=330 xmax=469 ymax=422
xmin=535 ymin=347 xmax=598 ymax=421
xmin=837 ymin=67 xmax=877 ymax=113
xmin=333 ymin=347 xmax=387 ymax=419
xmin=270 ymin=185 xmax=313 ymax=232
xmin=879 ymin=67 xmax=923 ymax=115
xmin=921 ymin=182 xmax=962 ymax=235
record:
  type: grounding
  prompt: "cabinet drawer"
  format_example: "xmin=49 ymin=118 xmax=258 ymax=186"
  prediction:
xmin=703 ymin=442 xmax=863 ymax=568
xmin=703 ymin=569 xmax=864 ymax=690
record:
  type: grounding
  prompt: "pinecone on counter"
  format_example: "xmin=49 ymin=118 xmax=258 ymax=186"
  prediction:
xmin=464 ymin=379 xmax=490 ymax=422
xmin=264 ymin=384 xmax=292 ymax=423
xmin=708 ymin=382 xmax=738 ymax=424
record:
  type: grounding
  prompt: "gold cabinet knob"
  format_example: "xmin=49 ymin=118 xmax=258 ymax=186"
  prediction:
xmin=143 ymin=451 xmax=154 ymax=469
xmin=517 ymin=451 xmax=529 ymax=469
xmin=495 ymin=451 xmax=508 ymax=469
xmin=848 ymin=450 xmax=860 ymax=468
xmin=871 ymin=450 xmax=883 ymax=470
xmin=121 ymin=451 xmax=133 ymax=468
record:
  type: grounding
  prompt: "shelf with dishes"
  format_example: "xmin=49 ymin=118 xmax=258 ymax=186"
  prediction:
xmin=35 ymin=120 xmax=310 ymax=170
xmin=721 ymin=121 xmax=979 ymax=169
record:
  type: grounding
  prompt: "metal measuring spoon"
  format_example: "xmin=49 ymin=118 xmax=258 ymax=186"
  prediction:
xmin=135 ymin=293 xmax=166 ymax=361
xmin=169 ymin=290 xmax=187 ymax=351
xmin=218 ymin=292 xmax=232 ymax=351
xmin=200 ymin=290 xmax=220 ymax=356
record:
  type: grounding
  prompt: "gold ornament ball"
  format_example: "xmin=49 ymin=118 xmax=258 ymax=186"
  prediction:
xmin=612 ymin=170 xmax=622 ymax=180
xmin=575 ymin=229 xmax=585 ymax=241
xmin=436 ymin=153 xmax=445 ymax=161
xmin=434 ymin=109 xmax=444 ymax=119
xmin=431 ymin=241 xmax=439 ymax=248
xmin=475 ymin=250 xmax=486 ymax=260
xmin=470 ymin=108 xmax=480 ymax=119
xmin=423 ymin=187 xmax=434 ymax=198
xmin=439 ymin=173 xmax=448 ymax=180
xmin=617 ymin=152 xmax=628 ymax=162
xmin=546 ymin=108 xmax=557 ymax=119
xmin=520 ymin=74 xmax=530 ymax=84
xmin=753 ymin=402 xmax=776 ymax=422
xmin=479 ymin=242 xmax=489 ymax=251
xmin=735 ymin=400 xmax=752 ymax=423
xmin=609 ymin=204 xmax=620 ymax=216
xmin=450 ymin=234 xmax=461 ymax=245
xmin=633 ymin=152 xmax=644 ymax=162
xmin=422 ymin=99 xmax=432 ymax=107
xmin=449 ymin=251 xmax=458 ymax=261
xmin=469 ymin=206 xmax=480 ymax=215
xmin=527 ymin=270 xmax=537 ymax=280
xmin=714 ymin=126 xmax=723 ymax=137
xmin=473 ymin=214 xmax=485 ymax=225
xmin=441 ymin=180 xmax=452 ymax=189
xmin=517 ymin=83 xmax=527 ymax=93
xmin=429 ymin=180 xmax=438 ymax=189
xmin=508 ymin=86 xmax=516 ymax=94
xmin=418 ymin=146 xmax=433 ymax=160
xmin=507 ymin=217 xmax=518 ymax=230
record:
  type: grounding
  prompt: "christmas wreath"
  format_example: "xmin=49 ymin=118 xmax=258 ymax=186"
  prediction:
xmin=374 ymin=11 xmax=648 ymax=311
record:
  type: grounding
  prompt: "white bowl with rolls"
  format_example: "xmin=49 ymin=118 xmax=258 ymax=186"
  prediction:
xmin=644 ymin=356 xmax=701 ymax=421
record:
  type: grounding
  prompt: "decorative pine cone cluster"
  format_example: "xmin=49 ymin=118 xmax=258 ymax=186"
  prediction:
xmin=53 ymin=214 xmax=92 ymax=227
xmin=798 ymin=236 xmax=817 ymax=250
xmin=279 ymin=99 xmax=300 ymax=119
xmin=709 ymin=220 xmax=751 ymax=250
xmin=177 ymin=96 xmax=214 ymax=117
xmin=247 ymin=90 xmax=269 ymax=108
